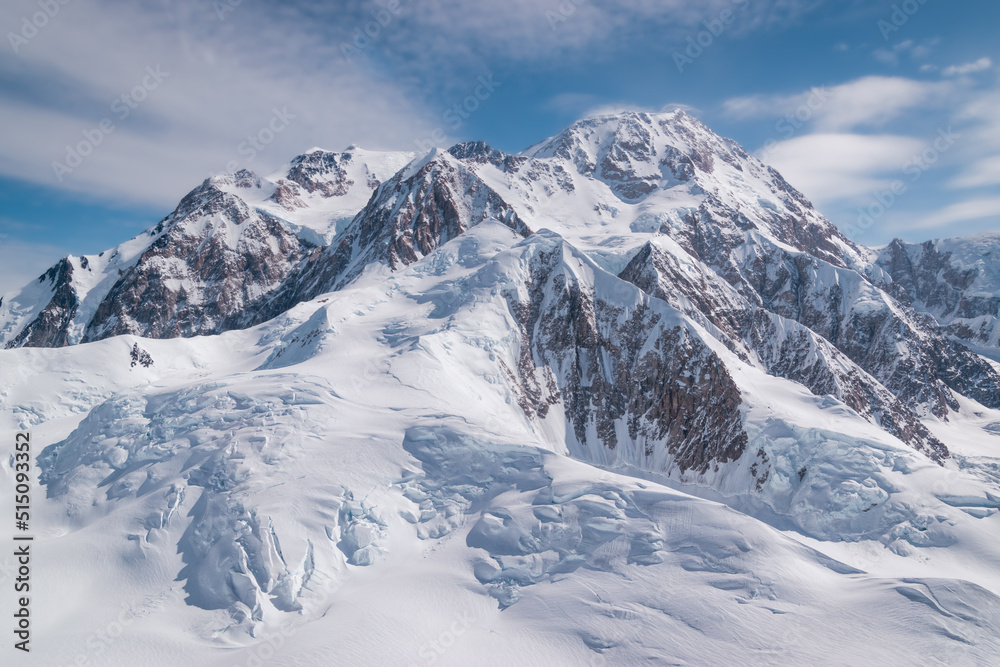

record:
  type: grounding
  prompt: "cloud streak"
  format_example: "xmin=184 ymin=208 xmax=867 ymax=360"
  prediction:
xmin=761 ymin=133 xmax=926 ymax=206
xmin=0 ymin=0 xmax=444 ymax=207
xmin=724 ymin=76 xmax=948 ymax=132
xmin=912 ymin=197 xmax=1000 ymax=230
xmin=942 ymin=57 xmax=993 ymax=77
xmin=728 ymin=70 xmax=1000 ymax=240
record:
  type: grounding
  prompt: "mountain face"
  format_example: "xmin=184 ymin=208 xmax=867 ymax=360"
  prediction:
xmin=82 ymin=174 xmax=316 ymax=342
xmin=0 ymin=148 xmax=414 ymax=348
xmin=876 ymin=234 xmax=1000 ymax=354
xmin=495 ymin=232 xmax=749 ymax=475
xmin=5 ymin=110 xmax=1000 ymax=665
xmin=2 ymin=110 xmax=997 ymax=433
xmin=265 ymin=146 xmax=417 ymax=237
xmin=4 ymin=111 xmax=999 ymax=436
xmin=245 ymin=149 xmax=533 ymax=327
xmin=617 ymin=239 xmax=949 ymax=460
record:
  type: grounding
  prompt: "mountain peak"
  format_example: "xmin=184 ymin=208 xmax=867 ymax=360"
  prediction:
xmin=269 ymin=147 xmax=416 ymax=204
xmin=523 ymin=108 xmax=719 ymax=163
xmin=207 ymin=168 xmax=264 ymax=192
xmin=448 ymin=140 xmax=508 ymax=165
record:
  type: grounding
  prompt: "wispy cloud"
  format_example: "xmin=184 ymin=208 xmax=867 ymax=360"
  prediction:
xmin=542 ymin=92 xmax=604 ymax=116
xmin=872 ymin=37 xmax=938 ymax=66
xmin=949 ymin=89 xmax=1000 ymax=190
xmin=942 ymin=57 xmax=993 ymax=77
xmin=723 ymin=76 xmax=947 ymax=132
xmin=381 ymin=0 xmax=825 ymax=62
xmin=727 ymin=69 xmax=1000 ymax=240
xmin=911 ymin=197 xmax=1000 ymax=230
xmin=761 ymin=133 xmax=925 ymax=206
xmin=0 ymin=0 xmax=443 ymax=208
xmin=951 ymin=155 xmax=1000 ymax=190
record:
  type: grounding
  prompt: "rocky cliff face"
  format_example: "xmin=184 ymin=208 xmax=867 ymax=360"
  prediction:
xmin=247 ymin=150 xmax=532 ymax=327
xmin=498 ymin=234 xmax=749 ymax=475
xmin=81 ymin=174 xmax=316 ymax=342
xmin=0 ymin=149 xmax=413 ymax=349
xmin=721 ymin=233 xmax=1000 ymax=418
xmin=267 ymin=147 xmax=415 ymax=228
xmin=4 ymin=258 xmax=79 ymax=348
xmin=618 ymin=239 xmax=948 ymax=460
xmin=876 ymin=235 xmax=1000 ymax=352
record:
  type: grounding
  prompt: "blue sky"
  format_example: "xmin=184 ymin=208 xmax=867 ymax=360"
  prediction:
xmin=1 ymin=0 xmax=998 ymax=293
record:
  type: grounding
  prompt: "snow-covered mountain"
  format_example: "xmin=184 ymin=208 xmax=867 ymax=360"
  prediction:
xmin=0 ymin=148 xmax=414 ymax=347
xmin=245 ymin=148 xmax=532 ymax=328
xmin=876 ymin=232 xmax=1000 ymax=356
xmin=3 ymin=111 xmax=1000 ymax=665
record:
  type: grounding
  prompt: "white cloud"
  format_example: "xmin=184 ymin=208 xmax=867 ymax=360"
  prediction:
xmin=729 ymin=73 xmax=1000 ymax=243
xmin=760 ymin=133 xmax=925 ymax=206
xmin=812 ymin=77 xmax=944 ymax=131
xmin=960 ymin=91 xmax=1000 ymax=148
xmin=942 ymin=57 xmax=993 ymax=77
xmin=950 ymin=155 xmax=1000 ymax=190
xmin=0 ymin=0 xmax=444 ymax=208
xmin=873 ymin=40 xmax=914 ymax=66
xmin=392 ymin=0 xmax=825 ymax=62
xmin=947 ymin=89 xmax=1000 ymax=191
xmin=911 ymin=197 xmax=1000 ymax=230
xmin=723 ymin=76 xmax=946 ymax=132
xmin=907 ymin=39 xmax=938 ymax=60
